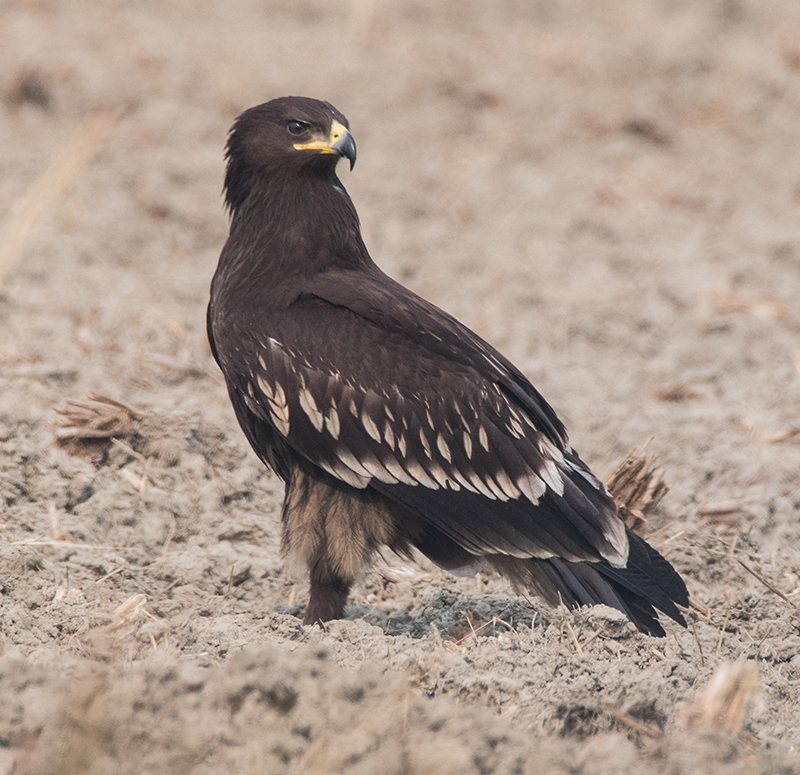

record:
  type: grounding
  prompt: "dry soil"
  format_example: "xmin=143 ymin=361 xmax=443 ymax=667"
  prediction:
xmin=2 ymin=1 xmax=800 ymax=773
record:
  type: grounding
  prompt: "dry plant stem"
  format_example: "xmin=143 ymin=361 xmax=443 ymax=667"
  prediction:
xmin=561 ymin=616 xmax=583 ymax=656
xmin=736 ymin=558 xmax=798 ymax=609
xmin=691 ymin=620 xmax=706 ymax=667
xmin=689 ymin=597 xmax=712 ymax=619
xmin=605 ymin=446 xmax=668 ymax=533
xmin=54 ymin=394 xmax=141 ymax=443
xmin=768 ymin=426 xmax=800 ymax=444
xmin=581 ymin=628 xmax=603 ymax=649
xmin=681 ymin=661 xmax=760 ymax=734
xmin=651 ymin=383 xmax=701 ymax=402
xmin=48 ymin=501 xmax=71 ymax=541
xmin=715 ymin=607 xmax=733 ymax=661
xmin=453 ymin=616 xmax=516 ymax=646
xmin=101 ymin=593 xmax=154 ymax=633
xmin=610 ymin=709 xmax=663 ymax=741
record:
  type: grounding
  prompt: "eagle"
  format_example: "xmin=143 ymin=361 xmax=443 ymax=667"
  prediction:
xmin=207 ymin=96 xmax=689 ymax=635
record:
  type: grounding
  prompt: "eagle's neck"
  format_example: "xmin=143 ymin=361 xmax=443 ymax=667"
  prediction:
xmin=215 ymin=166 xmax=374 ymax=303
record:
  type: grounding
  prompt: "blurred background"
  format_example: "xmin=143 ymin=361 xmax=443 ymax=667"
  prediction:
xmin=1 ymin=2 xmax=800 ymax=771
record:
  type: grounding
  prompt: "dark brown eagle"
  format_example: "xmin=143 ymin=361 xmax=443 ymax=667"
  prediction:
xmin=208 ymin=96 xmax=689 ymax=635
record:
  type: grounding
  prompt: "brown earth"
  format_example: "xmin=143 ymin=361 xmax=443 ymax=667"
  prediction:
xmin=2 ymin=1 xmax=800 ymax=772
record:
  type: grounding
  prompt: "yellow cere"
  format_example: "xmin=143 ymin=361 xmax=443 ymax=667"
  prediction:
xmin=293 ymin=120 xmax=349 ymax=154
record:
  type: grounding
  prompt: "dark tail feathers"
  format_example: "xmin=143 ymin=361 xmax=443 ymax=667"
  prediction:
xmin=529 ymin=530 xmax=689 ymax=637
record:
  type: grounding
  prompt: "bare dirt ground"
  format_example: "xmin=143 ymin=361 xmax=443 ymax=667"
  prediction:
xmin=2 ymin=1 xmax=800 ymax=772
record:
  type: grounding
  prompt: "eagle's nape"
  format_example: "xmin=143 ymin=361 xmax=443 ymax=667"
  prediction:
xmin=207 ymin=96 xmax=690 ymax=635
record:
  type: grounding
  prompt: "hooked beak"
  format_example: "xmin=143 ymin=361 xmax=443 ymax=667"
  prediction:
xmin=293 ymin=120 xmax=357 ymax=170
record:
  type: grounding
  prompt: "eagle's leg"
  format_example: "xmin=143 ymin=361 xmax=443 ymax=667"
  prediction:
xmin=304 ymin=561 xmax=352 ymax=624
xmin=282 ymin=465 xmax=402 ymax=625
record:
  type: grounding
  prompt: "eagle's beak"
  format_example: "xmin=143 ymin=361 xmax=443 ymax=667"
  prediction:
xmin=293 ymin=120 xmax=357 ymax=170
xmin=331 ymin=124 xmax=357 ymax=170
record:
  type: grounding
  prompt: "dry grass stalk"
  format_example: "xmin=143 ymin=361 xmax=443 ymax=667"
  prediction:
xmin=376 ymin=563 xmax=434 ymax=585
xmin=691 ymin=620 xmax=706 ymax=667
xmin=101 ymin=593 xmax=152 ymax=633
xmin=651 ymin=383 xmax=701 ymax=402
xmin=696 ymin=501 xmax=745 ymax=525
xmin=48 ymin=501 xmax=72 ymax=542
xmin=95 ymin=567 xmax=122 ymax=585
xmin=606 ymin=446 xmax=668 ymax=533
xmin=112 ymin=593 xmax=147 ymax=618
xmin=10 ymin=538 xmax=110 ymax=550
xmin=559 ymin=613 xmax=584 ymax=655
xmin=715 ymin=607 xmax=734 ymax=661
xmin=736 ymin=558 xmax=798 ymax=609
xmin=610 ymin=709 xmax=663 ymax=741
xmin=54 ymin=393 xmax=142 ymax=458
xmin=709 ymin=290 xmax=788 ymax=323
xmin=53 ymin=585 xmax=84 ymax=602
xmin=118 ymin=465 xmax=150 ymax=494
xmin=767 ymin=426 xmax=800 ymax=444
xmin=689 ymin=596 xmax=712 ymax=619
xmin=452 ymin=615 xmax=518 ymax=646
xmin=0 ymin=106 xmax=121 ymax=286
xmin=661 ymin=529 xmax=685 ymax=545
xmin=681 ymin=661 xmax=759 ymax=733
xmin=580 ymin=627 xmax=603 ymax=650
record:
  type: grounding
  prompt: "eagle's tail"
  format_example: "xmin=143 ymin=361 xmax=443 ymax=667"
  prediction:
xmin=523 ymin=530 xmax=688 ymax=636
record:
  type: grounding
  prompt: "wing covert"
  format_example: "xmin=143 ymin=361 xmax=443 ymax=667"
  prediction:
xmin=217 ymin=294 xmax=629 ymax=567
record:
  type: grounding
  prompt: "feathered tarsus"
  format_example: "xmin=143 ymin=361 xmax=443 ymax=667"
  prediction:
xmin=208 ymin=96 xmax=689 ymax=635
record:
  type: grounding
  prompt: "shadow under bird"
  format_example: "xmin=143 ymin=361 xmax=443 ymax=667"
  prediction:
xmin=207 ymin=96 xmax=689 ymax=635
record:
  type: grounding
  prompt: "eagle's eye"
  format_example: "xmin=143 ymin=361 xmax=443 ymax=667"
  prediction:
xmin=287 ymin=120 xmax=310 ymax=136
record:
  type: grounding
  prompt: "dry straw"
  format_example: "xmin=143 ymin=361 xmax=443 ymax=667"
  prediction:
xmin=681 ymin=661 xmax=760 ymax=734
xmin=605 ymin=445 xmax=668 ymax=533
